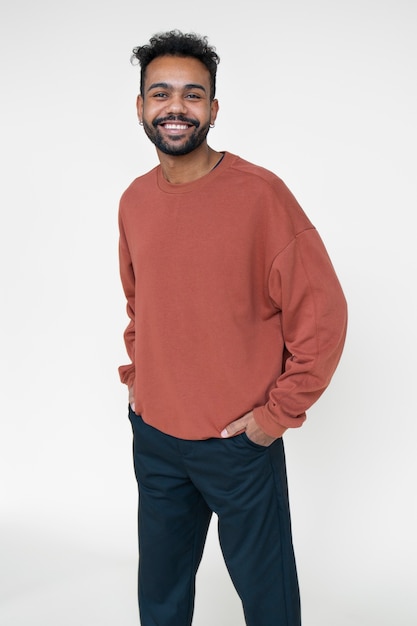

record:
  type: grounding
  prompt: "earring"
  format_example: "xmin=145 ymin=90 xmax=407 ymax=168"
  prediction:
xmin=138 ymin=120 xmax=143 ymax=126
xmin=209 ymin=122 xmax=215 ymax=128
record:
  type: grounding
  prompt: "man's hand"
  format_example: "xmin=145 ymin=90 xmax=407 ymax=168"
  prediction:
xmin=221 ymin=411 xmax=282 ymax=447
xmin=128 ymin=386 xmax=135 ymax=413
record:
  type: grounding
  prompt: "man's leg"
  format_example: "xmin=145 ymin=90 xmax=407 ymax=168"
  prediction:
xmin=129 ymin=409 xmax=212 ymax=626
xmin=187 ymin=433 xmax=301 ymax=626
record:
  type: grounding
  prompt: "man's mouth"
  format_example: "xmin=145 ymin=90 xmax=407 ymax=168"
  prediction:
xmin=154 ymin=116 xmax=199 ymax=133
xmin=161 ymin=123 xmax=190 ymax=131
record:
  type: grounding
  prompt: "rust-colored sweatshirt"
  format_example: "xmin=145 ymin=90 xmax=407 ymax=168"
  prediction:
xmin=118 ymin=152 xmax=347 ymax=439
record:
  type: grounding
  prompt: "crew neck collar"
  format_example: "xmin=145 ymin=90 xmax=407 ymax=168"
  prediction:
xmin=156 ymin=151 xmax=232 ymax=194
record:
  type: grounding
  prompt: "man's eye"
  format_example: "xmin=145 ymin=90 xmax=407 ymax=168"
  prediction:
xmin=153 ymin=93 xmax=167 ymax=98
xmin=186 ymin=93 xmax=201 ymax=99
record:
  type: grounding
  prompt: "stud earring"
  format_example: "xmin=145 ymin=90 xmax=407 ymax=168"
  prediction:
xmin=138 ymin=120 xmax=143 ymax=126
xmin=209 ymin=122 xmax=215 ymax=128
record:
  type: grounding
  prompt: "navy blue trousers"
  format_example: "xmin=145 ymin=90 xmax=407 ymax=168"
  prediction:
xmin=128 ymin=407 xmax=301 ymax=626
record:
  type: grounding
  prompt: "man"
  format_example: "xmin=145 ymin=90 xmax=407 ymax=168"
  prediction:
xmin=118 ymin=30 xmax=347 ymax=626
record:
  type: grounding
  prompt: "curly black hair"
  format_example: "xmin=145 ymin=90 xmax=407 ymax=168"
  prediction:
xmin=131 ymin=30 xmax=220 ymax=100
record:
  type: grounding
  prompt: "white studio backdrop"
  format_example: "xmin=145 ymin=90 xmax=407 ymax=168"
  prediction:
xmin=0 ymin=1 xmax=416 ymax=625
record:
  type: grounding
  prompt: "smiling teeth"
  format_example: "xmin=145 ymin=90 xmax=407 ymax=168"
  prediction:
xmin=164 ymin=124 xmax=188 ymax=130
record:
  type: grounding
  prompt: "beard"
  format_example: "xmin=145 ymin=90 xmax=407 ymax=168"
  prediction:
xmin=142 ymin=114 xmax=211 ymax=156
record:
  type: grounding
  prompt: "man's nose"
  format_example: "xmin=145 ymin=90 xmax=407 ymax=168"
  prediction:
xmin=166 ymin=94 xmax=187 ymax=115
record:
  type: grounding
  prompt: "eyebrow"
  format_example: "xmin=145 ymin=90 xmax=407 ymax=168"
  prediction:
xmin=147 ymin=82 xmax=207 ymax=94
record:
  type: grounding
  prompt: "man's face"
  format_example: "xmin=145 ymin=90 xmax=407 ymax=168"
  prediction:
xmin=137 ymin=55 xmax=219 ymax=156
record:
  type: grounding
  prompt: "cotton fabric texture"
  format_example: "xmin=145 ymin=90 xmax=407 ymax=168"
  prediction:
xmin=118 ymin=151 xmax=347 ymax=439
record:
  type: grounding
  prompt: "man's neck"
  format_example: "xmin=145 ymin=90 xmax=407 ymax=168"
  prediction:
xmin=157 ymin=144 xmax=223 ymax=184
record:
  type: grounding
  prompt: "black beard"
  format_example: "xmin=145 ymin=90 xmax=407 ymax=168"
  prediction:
xmin=142 ymin=115 xmax=211 ymax=156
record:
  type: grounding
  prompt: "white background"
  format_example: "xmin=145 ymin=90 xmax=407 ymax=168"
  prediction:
xmin=1 ymin=0 xmax=416 ymax=624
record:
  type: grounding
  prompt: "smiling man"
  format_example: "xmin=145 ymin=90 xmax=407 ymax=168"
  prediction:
xmin=139 ymin=54 xmax=217 ymax=158
xmin=118 ymin=30 xmax=347 ymax=626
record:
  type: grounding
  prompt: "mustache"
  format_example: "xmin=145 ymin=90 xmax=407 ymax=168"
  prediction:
xmin=152 ymin=114 xmax=200 ymax=129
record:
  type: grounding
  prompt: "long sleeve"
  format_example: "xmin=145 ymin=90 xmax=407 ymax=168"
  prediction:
xmin=118 ymin=212 xmax=136 ymax=388
xmin=253 ymin=227 xmax=348 ymax=437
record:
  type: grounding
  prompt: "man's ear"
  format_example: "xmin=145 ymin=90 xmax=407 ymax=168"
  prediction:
xmin=210 ymin=98 xmax=219 ymax=126
xmin=136 ymin=94 xmax=144 ymax=124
